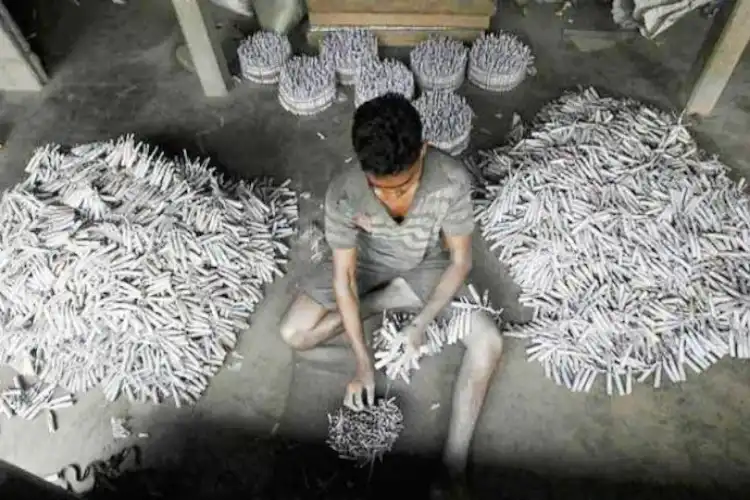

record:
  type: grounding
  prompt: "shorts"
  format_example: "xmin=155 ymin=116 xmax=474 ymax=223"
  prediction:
xmin=299 ymin=253 xmax=467 ymax=314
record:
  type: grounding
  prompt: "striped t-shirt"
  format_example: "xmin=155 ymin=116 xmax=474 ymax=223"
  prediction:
xmin=324 ymin=147 xmax=475 ymax=271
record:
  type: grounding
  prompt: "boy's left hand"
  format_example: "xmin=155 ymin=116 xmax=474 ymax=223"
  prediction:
xmin=401 ymin=321 xmax=427 ymax=359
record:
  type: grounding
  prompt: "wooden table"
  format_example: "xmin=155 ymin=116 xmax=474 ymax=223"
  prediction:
xmin=306 ymin=0 xmax=496 ymax=46
xmin=172 ymin=0 xmax=749 ymax=115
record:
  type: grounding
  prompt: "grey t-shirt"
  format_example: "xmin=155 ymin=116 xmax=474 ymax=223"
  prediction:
xmin=323 ymin=147 xmax=474 ymax=271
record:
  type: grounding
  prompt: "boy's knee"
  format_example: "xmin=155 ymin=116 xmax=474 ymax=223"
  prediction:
xmin=279 ymin=320 xmax=306 ymax=351
xmin=465 ymin=311 xmax=504 ymax=357
xmin=279 ymin=293 xmax=327 ymax=351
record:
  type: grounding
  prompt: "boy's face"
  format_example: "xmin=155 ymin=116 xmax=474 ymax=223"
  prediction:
xmin=365 ymin=143 xmax=427 ymax=195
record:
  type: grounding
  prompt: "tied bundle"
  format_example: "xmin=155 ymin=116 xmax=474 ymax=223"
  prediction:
xmin=237 ymin=31 xmax=292 ymax=84
xmin=278 ymin=55 xmax=337 ymax=116
xmin=410 ymin=36 xmax=468 ymax=92
xmin=468 ymin=32 xmax=535 ymax=93
xmin=354 ymin=59 xmax=415 ymax=108
xmin=320 ymin=28 xmax=379 ymax=86
xmin=414 ymin=91 xmax=474 ymax=156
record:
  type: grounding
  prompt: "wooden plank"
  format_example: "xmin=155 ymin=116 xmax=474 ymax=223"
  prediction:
xmin=309 ymin=25 xmax=484 ymax=47
xmin=309 ymin=12 xmax=490 ymax=29
xmin=0 ymin=2 xmax=47 ymax=91
xmin=171 ymin=0 xmax=231 ymax=98
xmin=307 ymin=0 xmax=495 ymax=16
xmin=685 ymin=0 xmax=750 ymax=117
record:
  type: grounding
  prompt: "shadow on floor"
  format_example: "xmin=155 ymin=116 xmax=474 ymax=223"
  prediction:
xmin=7 ymin=419 xmax=735 ymax=500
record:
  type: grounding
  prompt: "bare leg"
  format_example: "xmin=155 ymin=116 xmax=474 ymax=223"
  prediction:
xmin=443 ymin=310 xmax=504 ymax=474
xmin=279 ymin=277 xmax=422 ymax=351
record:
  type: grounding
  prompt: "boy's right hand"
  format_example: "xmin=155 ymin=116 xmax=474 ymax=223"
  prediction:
xmin=344 ymin=364 xmax=375 ymax=411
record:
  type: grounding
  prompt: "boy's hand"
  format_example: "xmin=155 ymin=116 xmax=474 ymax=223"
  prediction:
xmin=403 ymin=321 xmax=427 ymax=354
xmin=344 ymin=363 xmax=375 ymax=411
xmin=394 ymin=321 xmax=427 ymax=374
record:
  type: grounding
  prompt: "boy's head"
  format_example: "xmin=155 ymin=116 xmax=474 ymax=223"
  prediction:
xmin=351 ymin=93 xmax=426 ymax=190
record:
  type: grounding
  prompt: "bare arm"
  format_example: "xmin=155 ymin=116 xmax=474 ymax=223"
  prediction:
xmin=411 ymin=160 xmax=476 ymax=329
xmin=332 ymin=247 xmax=370 ymax=369
xmin=324 ymin=177 xmax=375 ymax=409
xmin=412 ymin=233 xmax=473 ymax=329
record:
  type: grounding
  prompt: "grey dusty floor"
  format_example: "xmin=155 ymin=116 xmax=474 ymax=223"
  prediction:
xmin=1 ymin=0 xmax=750 ymax=492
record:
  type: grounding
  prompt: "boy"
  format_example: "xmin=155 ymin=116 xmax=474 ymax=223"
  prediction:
xmin=280 ymin=93 xmax=504 ymax=493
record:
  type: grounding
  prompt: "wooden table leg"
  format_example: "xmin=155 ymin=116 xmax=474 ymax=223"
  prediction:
xmin=685 ymin=0 xmax=750 ymax=117
xmin=171 ymin=0 xmax=232 ymax=98
xmin=0 ymin=2 xmax=48 ymax=91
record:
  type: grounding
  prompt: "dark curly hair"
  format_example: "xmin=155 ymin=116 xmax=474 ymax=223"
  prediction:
xmin=351 ymin=93 xmax=423 ymax=177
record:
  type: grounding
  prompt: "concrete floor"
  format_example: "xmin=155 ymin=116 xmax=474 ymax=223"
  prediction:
xmin=1 ymin=0 xmax=750 ymax=494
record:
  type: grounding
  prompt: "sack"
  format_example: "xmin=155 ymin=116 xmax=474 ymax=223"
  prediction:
xmin=613 ymin=0 xmax=715 ymax=38
xmin=253 ymin=0 xmax=306 ymax=34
